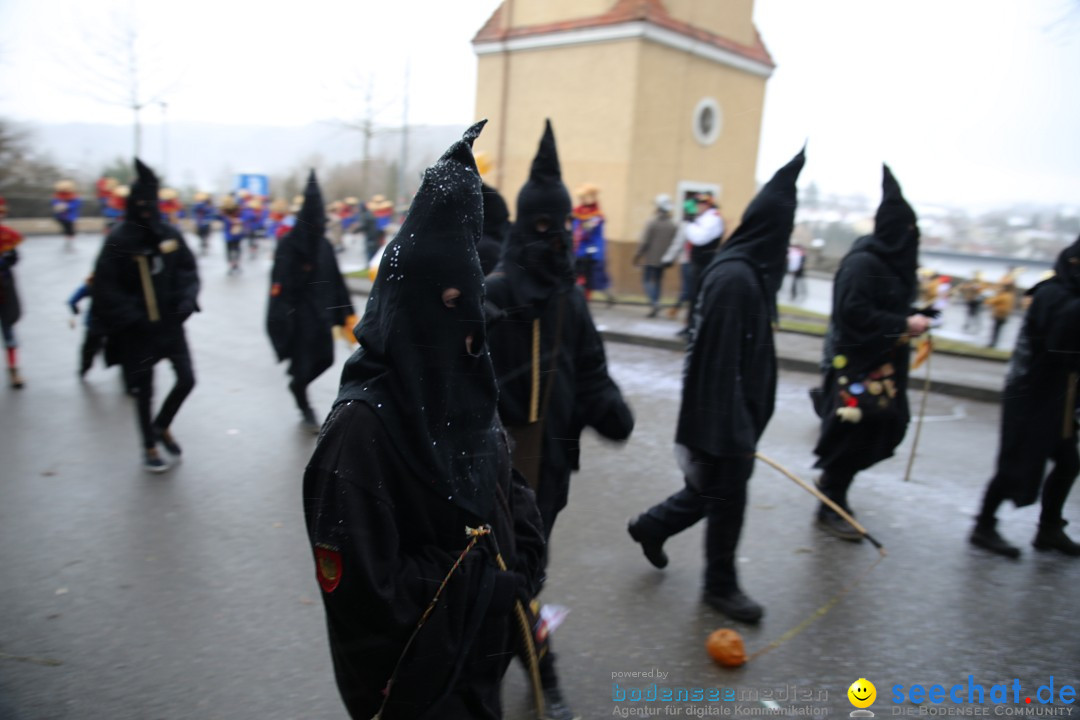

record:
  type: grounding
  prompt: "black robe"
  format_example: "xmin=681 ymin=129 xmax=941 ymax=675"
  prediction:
xmin=91 ymin=223 xmax=200 ymax=368
xmin=991 ymin=271 xmax=1080 ymax=506
xmin=477 ymin=182 xmax=510 ymax=276
xmin=676 ymin=258 xmax=776 ymax=458
xmin=484 ymin=278 xmax=633 ymax=531
xmin=814 ymin=246 xmax=913 ymax=472
xmin=266 ymin=233 xmax=352 ymax=385
xmin=303 ymin=400 xmax=545 ymax=720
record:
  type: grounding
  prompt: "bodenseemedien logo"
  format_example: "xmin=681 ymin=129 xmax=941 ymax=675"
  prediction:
xmin=848 ymin=678 xmax=877 ymax=717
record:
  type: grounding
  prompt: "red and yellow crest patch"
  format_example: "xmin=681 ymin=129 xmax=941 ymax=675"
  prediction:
xmin=314 ymin=544 xmax=342 ymax=593
xmin=270 ymin=282 xmax=282 ymax=297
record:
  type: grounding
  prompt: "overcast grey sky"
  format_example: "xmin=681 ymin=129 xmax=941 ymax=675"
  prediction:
xmin=1 ymin=0 xmax=1077 ymax=209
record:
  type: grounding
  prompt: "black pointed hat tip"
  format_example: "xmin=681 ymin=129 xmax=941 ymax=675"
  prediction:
xmin=462 ymin=119 xmax=487 ymax=147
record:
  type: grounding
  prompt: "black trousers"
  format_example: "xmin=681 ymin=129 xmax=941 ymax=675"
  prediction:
xmin=80 ymin=330 xmax=105 ymax=373
xmin=979 ymin=435 xmax=1080 ymax=526
xmin=124 ymin=346 xmax=195 ymax=451
xmin=637 ymin=449 xmax=754 ymax=594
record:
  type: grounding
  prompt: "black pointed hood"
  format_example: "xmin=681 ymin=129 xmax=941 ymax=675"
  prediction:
xmin=337 ymin=120 xmax=500 ymax=519
xmin=497 ymin=119 xmax=575 ymax=307
xmin=124 ymin=158 xmax=165 ymax=243
xmin=1054 ymin=234 xmax=1080 ymax=294
xmin=710 ymin=147 xmax=806 ymax=315
xmin=851 ymin=164 xmax=920 ymax=292
xmin=284 ymin=170 xmax=327 ymax=259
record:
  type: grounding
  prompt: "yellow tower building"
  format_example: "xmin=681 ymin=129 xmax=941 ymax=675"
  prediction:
xmin=473 ymin=0 xmax=774 ymax=293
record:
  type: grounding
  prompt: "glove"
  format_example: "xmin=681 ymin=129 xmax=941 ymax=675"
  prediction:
xmin=913 ymin=305 xmax=941 ymax=319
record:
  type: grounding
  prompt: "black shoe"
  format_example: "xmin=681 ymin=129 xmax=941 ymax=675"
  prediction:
xmin=154 ymin=427 xmax=182 ymax=457
xmin=627 ymin=518 xmax=668 ymax=569
xmin=969 ymin=520 xmax=1021 ymax=558
xmin=704 ymin=589 xmax=764 ymax=624
xmin=1032 ymin=519 xmax=1080 ymax=556
xmin=815 ymin=507 xmax=863 ymax=542
xmin=542 ymin=687 xmax=581 ymax=720
xmin=301 ymin=408 xmax=321 ymax=435
xmin=143 ymin=450 xmax=170 ymax=474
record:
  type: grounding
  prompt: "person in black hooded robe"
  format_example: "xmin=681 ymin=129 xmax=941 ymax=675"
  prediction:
xmin=477 ymin=181 xmax=510 ymax=275
xmin=626 ymin=149 xmax=805 ymax=624
xmin=970 ymin=236 xmax=1080 ymax=558
xmin=302 ymin=121 xmax=546 ymax=720
xmin=811 ymin=165 xmax=931 ymax=540
xmin=91 ymin=158 xmax=200 ymax=473
xmin=267 ymin=171 xmax=354 ymax=432
xmin=484 ymin=119 xmax=633 ymax=720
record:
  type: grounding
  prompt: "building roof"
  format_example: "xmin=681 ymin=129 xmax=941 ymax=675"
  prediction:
xmin=472 ymin=0 xmax=775 ymax=71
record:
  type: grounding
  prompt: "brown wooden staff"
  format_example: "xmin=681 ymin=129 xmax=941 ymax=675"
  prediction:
xmin=754 ymin=452 xmax=886 ymax=556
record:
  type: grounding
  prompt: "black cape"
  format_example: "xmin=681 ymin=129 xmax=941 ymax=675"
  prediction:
xmin=991 ymin=237 xmax=1080 ymax=506
xmin=676 ymin=259 xmax=777 ymax=457
xmin=304 ymin=123 xmax=546 ymax=718
xmin=486 ymin=120 xmax=633 ymax=530
xmin=676 ymin=148 xmax=805 ymax=458
xmin=477 ymin=182 xmax=509 ymax=275
xmin=814 ymin=165 xmax=920 ymax=472
xmin=91 ymin=159 xmax=199 ymax=367
xmin=267 ymin=172 xmax=353 ymax=385
xmin=303 ymin=402 xmax=544 ymax=720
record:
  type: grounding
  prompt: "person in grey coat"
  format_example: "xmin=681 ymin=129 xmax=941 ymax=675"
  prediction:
xmin=633 ymin=194 xmax=678 ymax=317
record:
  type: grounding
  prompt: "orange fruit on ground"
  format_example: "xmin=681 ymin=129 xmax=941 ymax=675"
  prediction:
xmin=706 ymin=628 xmax=747 ymax=667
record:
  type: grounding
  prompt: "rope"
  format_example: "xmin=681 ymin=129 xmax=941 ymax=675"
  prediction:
xmin=374 ymin=526 xmax=490 ymax=720
xmin=747 ymin=552 xmax=886 ymax=662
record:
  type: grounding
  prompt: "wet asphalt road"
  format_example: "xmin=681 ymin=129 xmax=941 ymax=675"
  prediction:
xmin=0 ymin=234 xmax=1076 ymax=719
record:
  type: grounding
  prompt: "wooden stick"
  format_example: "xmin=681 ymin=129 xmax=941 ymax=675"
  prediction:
xmin=904 ymin=335 xmax=933 ymax=482
xmin=487 ymin=531 xmax=545 ymax=719
xmin=754 ymin=452 xmax=886 ymax=556
xmin=134 ymin=255 xmax=160 ymax=322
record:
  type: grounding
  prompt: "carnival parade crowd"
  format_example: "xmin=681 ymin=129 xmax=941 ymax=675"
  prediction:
xmin=1 ymin=117 xmax=1077 ymax=720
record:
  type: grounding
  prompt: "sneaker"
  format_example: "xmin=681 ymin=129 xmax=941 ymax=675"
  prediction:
xmin=143 ymin=450 xmax=170 ymax=474
xmin=647 ymin=306 xmax=660 ymax=319
xmin=542 ymin=687 xmax=581 ymax=720
xmin=815 ymin=507 xmax=863 ymax=543
xmin=704 ymin=589 xmax=764 ymax=624
xmin=969 ymin=520 xmax=1020 ymax=558
xmin=1032 ymin=519 xmax=1080 ymax=557
xmin=9 ymin=368 xmax=25 ymax=389
xmin=154 ymin=427 xmax=182 ymax=457
xmin=627 ymin=518 xmax=668 ymax=569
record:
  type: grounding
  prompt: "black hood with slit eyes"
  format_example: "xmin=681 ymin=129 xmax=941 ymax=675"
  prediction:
xmin=336 ymin=120 xmax=501 ymax=519
xmin=495 ymin=119 xmax=575 ymax=307
xmin=113 ymin=158 xmax=167 ymax=250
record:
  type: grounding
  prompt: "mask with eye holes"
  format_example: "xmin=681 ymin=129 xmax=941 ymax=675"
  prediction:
xmin=499 ymin=119 xmax=575 ymax=306
xmin=125 ymin=158 xmax=167 ymax=245
xmin=337 ymin=120 xmax=501 ymax=518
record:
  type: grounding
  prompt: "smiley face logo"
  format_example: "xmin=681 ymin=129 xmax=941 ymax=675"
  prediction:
xmin=848 ymin=678 xmax=876 ymax=708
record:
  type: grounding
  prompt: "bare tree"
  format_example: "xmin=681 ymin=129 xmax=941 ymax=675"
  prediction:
xmin=57 ymin=6 xmax=182 ymax=160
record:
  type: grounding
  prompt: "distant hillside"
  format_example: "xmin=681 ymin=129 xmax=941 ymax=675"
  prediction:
xmin=22 ymin=120 xmax=466 ymax=192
